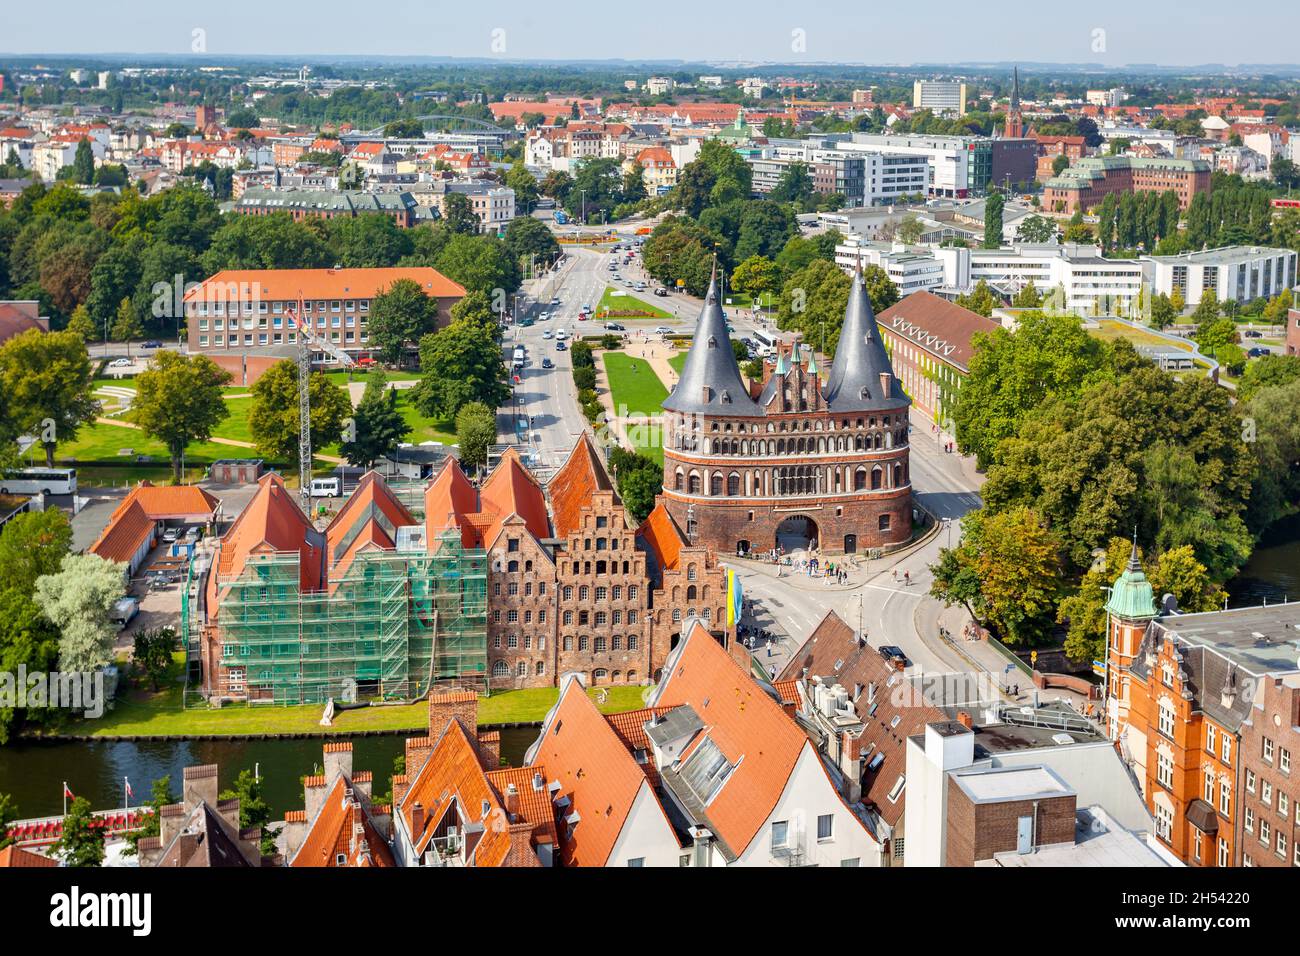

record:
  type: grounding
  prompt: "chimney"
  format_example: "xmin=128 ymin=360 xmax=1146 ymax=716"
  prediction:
xmin=322 ymin=741 xmax=353 ymax=782
xmin=428 ymin=689 xmax=479 ymax=739
xmin=879 ymin=371 xmax=892 ymax=396
xmin=504 ymin=783 xmax=520 ymax=820
xmin=477 ymin=730 xmax=501 ymax=770
xmin=182 ymin=764 xmax=219 ymax=810
xmin=957 ymin=711 xmax=973 ymax=729
xmin=391 ymin=773 xmax=411 ymax=808
xmin=410 ymin=803 xmax=427 ymax=839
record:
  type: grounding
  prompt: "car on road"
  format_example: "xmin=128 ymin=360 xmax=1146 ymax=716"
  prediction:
xmin=555 ymin=340 xmax=567 ymax=351
xmin=542 ymin=329 xmax=553 ymax=339
xmin=1243 ymin=330 xmax=1262 ymax=338
xmin=538 ymin=311 xmax=550 ymax=321
xmin=109 ymin=358 xmax=131 ymax=367
xmin=1247 ymin=346 xmax=1269 ymax=357
xmin=550 ymin=298 xmax=561 ymax=306
xmin=581 ymin=304 xmax=592 ymax=313
xmin=653 ymin=326 xmax=674 ymax=335
xmin=142 ymin=339 xmax=163 ymax=349
xmin=612 ymin=272 xmax=622 ymax=280
xmin=878 ymin=645 xmax=910 ymax=670
xmin=653 ymin=288 xmax=669 ymax=297
xmin=541 ymin=357 xmax=554 ymax=369
xmin=604 ymin=322 xmax=625 ymax=331
xmin=555 ymin=328 xmax=568 ymax=340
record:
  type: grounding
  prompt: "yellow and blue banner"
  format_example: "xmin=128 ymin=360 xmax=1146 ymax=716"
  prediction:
xmin=726 ymin=569 xmax=743 ymax=629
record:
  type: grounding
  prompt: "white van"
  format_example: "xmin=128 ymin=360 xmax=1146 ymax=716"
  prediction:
xmin=310 ymin=477 xmax=342 ymax=498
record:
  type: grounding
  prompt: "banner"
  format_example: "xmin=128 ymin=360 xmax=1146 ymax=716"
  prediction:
xmin=726 ymin=569 xmax=743 ymax=629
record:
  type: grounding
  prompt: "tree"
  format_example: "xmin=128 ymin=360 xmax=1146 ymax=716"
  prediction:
xmin=0 ymin=328 xmax=98 ymax=467
xmin=132 ymin=626 xmax=178 ymax=692
xmin=367 ymin=279 xmax=438 ymax=365
xmin=111 ymin=296 xmax=144 ymax=357
xmin=341 ymin=370 xmax=409 ymax=467
xmin=505 ymin=161 xmax=539 ymax=210
xmin=955 ymin=279 xmax=999 ymax=317
xmin=33 ymin=554 xmax=125 ymax=673
xmin=454 ymin=401 xmax=497 ymax=473
xmin=1016 ymin=214 xmax=1057 ymax=244
xmin=953 ymin=310 xmax=1111 ymax=469
xmin=1194 ymin=315 xmax=1237 ymax=356
xmin=0 ymin=509 xmax=72 ymax=595
xmin=53 ymin=796 xmax=104 ymax=867
xmin=1149 ymin=292 xmax=1178 ymax=329
xmin=897 ymin=213 xmax=925 ymax=245
xmin=982 ymin=191 xmax=1005 ymax=248
xmin=72 ymin=138 xmax=95 ymax=185
xmin=133 ymin=352 xmax=231 ymax=482
xmin=730 ymin=255 xmax=780 ymax=302
xmin=0 ymin=589 xmax=60 ymax=743
xmin=0 ymin=794 xmax=18 ymax=849
xmin=221 ymin=769 xmax=274 ymax=857
xmin=441 ymin=192 xmax=480 ymax=235
xmin=326 ymin=213 xmax=413 ymax=268
xmin=432 ymin=233 xmax=520 ymax=297
xmin=502 ymin=215 xmax=560 ymax=267
xmin=124 ymin=775 xmax=175 ymax=856
xmin=1011 ymin=281 xmax=1042 ymax=308
xmin=1236 ymin=353 xmax=1300 ymax=402
xmin=608 ymin=446 xmax=662 ymax=521
xmin=249 ymin=360 xmax=352 ymax=462
xmin=413 ymin=319 xmax=509 ymax=420
xmin=930 ymin=506 xmax=1064 ymax=647
xmin=768 ymin=162 xmax=815 ymax=209
xmin=66 ymin=304 xmax=95 ymax=340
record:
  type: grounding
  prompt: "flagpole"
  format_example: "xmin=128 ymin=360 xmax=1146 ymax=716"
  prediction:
xmin=62 ymin=781 xmax=67 ymax=816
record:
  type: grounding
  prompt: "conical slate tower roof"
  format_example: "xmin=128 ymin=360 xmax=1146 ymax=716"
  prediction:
xmin=1010 ymin=67 xmax=1020 ymax=111
xmin=662 ymin=270 xmax=761 ymax=417
xmin=822 ymin=269 xmax=909 ymax=413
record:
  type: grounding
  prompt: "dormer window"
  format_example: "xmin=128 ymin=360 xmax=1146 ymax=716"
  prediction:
xmin=720 ymin=390 xmax=731 ymax=404
xmin=859 ymin=386 xmax=870 ymax=400
xmin=707 ymin=335 xmax=717 ymax=348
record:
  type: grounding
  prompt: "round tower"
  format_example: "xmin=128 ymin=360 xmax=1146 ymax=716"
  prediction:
xmin=1104 ymin=540 xmax=1158 ymax=739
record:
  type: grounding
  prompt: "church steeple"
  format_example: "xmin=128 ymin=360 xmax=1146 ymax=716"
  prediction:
xmin=822 ymin=268 xmax=908 ymax=413
xmin=1004 ymin=67 xmax=1024 ymax=139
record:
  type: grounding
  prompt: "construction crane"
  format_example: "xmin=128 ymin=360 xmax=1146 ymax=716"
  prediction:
xmin=286 ymin=297 xmax=355 ymax=512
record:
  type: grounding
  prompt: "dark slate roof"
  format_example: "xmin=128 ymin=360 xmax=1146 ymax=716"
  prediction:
xmin=662 ymin=271 xmax=762 ymax=417
xmin=152 ymin=802 xmax=257 ymax=868
xmin=822 ymin=269 xmax=910 ymax=413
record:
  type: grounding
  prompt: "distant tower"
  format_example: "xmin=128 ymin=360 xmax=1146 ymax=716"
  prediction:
xmin=1004 ymin=67 xmax=1024 ymax=139
xmin=1104 ymin=539 xmax=1158 ymax=741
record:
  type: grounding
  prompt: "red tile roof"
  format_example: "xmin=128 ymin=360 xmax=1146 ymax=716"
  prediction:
xmin=0 ymin=301 xmax=46 ymax=345
xmin=652 ymin=620 xmax=816 ymax=858
xmin=88 ymin=498 xmax=154 ymax=566
xmin=547 ymin=432 xmax=615 ymax=540
xmin=183 ymin=267 xmax=465 ymax=304
xmin=289 ymin=775 xmax=395 ymax=868
xmin=478 ymin=447 xmax=551 ymax=544
xmin=876 ymin=291 xmax=1001 ymax=370
xmin=528 ymin=678 xmax=675 ymax=867
xmin=604 ymin=706 xmax=674 ymax=789
xmin=127 ymin=481 xmax=220 ymax=521
xmin=324 ymin=471 xmax=417 ymax=582
xmin=0 ymin=845 xmax=58 ymax=867
xmin=634 ymin=502 xmax=685 ymax=572
xmin=424 ymin=457 xmax=480 ymax=547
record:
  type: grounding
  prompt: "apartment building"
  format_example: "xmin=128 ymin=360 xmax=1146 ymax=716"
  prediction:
xmin=1043 ymin=156 xmax=1212 ymax=214
xmin=1146 ymin=246 xmax=1297 ymax=305
xmin=834 ymin=238 xmax=949 ymax=297
xmin=875 ymin=291 xmax=1000 ymax=425
xmin=232 ymin=187 xmax=430 ymax=227
xmin=426 ymin=180 xmax=516 ymax=235
xmin=835 ymin=133 xmax=1033 ymax=199
xmin=183 ymin=266 xmax=464 ymax=367
xmin=970 ymin=244 xmax=1145 ymax=314
xmin=913 ymin=80 xmax=968 ymax=116
xmin=1105 ymin=547 xmax=1300 ymax=867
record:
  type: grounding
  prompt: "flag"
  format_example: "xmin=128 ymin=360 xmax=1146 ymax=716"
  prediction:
xmin=63 ymin=783 xmax=74 ymax=799
xmin=726 ymin=569 xmax=743 ymax=629
xmin=124 ymin=778 xmax=134 ymax=799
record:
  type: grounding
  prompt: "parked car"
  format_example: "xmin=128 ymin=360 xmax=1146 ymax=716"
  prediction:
xmin=142 ymin=339 xmax=163 ymax=349
xmin=1243 ymin=330 xmax=1263 ymax=338
xmin=162 ymin=527 xmax=180 ymax=544
xmin=1247 ymin=346 xmax=1269 ymax=358
xmin=109 ymin=358 xmax=131 ymax=368
xmin=878 ymin=645 xmax=910 ymax=669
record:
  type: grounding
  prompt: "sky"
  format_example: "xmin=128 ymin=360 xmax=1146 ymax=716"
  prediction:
xmin=2 ymin=0 xmax=1296 ymax=67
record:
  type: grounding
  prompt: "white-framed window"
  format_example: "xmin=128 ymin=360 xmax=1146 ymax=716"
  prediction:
xmin=1206 ymin=724 xmax=1216 ymax=754
xmin=1246 ymin=769 xmax=1256 ymax=794
xmin=817 ymin=814 xmax=834 ymax=842
xmin=1244 ymin=807 xmax=1254 ymax=833
xmin=1155 ymin=803 xmax=1173 ymax=841
xmin=1222 ymin=736 xmax=1232 ymax=764
xmin=1264 ymin=738 xmax=1274 ymax=763
xmin=1218 ymin=837 xmax=1230 ymax=867
xmin=1204 ymin=770 xmax=1215 ymax=803
xmin=1158 ymin=699 xmax=1176 ymax=738
xmin=1220 ymin=780 xmax=1231 ymax=816
xmin=1157 ymin=752 xmax=1173 ymax=789
xmin=770 ymin=820 xmax=789 ymax=849
xmin=1281 ymin=748 xmax=1292 ymax=774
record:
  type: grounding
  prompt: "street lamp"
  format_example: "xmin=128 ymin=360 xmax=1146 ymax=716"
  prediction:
xmin=942 ymin=517 xmax=953 ymax=550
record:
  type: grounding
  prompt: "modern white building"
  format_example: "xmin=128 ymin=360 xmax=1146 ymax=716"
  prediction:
xmin=835 ymin=238 xmax=949 ymax=296
xmin=970 ymin=244 xmax=1145 ymax=314
xmin=913 ymin=79 xmax=968 ymax=116
xmin=645 ymin=76 xmax=675 ymax=96
xmin=1145 ymin=246 xmax=1298 ymax=305
xmin=837 ymin=133 xmax=973 ymax=199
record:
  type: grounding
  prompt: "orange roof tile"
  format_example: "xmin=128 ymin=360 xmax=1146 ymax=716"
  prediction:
xmin=547 ymin=433 xmax=616 ymax=539
xmin=88 ymin=497 xmax=154 ymax=565
xmin=485 ymin=765 xmax=558 ymax=846
xmin=209 ymin=474 xmax=323 ymax=612
xmin=324 ymin=471 xmax=417 ymax=581
xmin=651 ymin=620 xmax=819 ymax=858
xmin=527 ymin=678 xmax=675 ymax=867
xmin=634 ymin=502 xmax=685 ymax=572
xmin=0 ymin=845 xmax=58 ymax=867
xmin=423 ymin=458 xmax=479 ymax=547
xmin=290 ymin=775 xmax=395 ymax=868
xmin=479 ymin=447 xmax=551 ymax=543
xmin=127 ymin=481 xmax=220 ymax=520
xmin=604 ymin=706 xmax=674 ymax=789
xmin=183 ymin=267 xmax=465 ymax=304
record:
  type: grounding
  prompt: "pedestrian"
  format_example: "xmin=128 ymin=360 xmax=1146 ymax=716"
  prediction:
xmin=903 ymin=570 xmax=910 ymax=586
xmin=892 ymin=569 xmax=897 ymax=582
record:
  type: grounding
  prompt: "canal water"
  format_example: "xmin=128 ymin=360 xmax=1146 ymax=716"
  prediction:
xmin=0 ymin=727 xmax=539 ymax=820
xmin=1227 ymin=512 xmax=1300 ymax=606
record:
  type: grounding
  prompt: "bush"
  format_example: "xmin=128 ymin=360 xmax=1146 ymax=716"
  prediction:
xmin=572 ymin=365 xmax=597 ymax=392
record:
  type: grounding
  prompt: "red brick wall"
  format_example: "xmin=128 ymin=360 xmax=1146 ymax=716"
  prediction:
xmin=945 ymin=777 xmax=1077 ymax=866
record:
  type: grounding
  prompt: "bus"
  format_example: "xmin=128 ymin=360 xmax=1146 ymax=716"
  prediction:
xmin=0 ymin=467 xmax=78 ymax=496
xmin=750 ymin=329 xmax=777 ymax=357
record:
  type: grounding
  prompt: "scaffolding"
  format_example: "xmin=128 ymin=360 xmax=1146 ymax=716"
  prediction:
xmin=215 ymin=529 xmax=487 ymax=705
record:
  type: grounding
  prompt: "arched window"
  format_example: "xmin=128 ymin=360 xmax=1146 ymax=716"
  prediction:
xmin=593 ymin=668 xmax=608 ymax=684
xmin=516 ymin=661 xmax=527 ymax=677
xmin=710 ymin=473 xmax=723 ymax=496
xmin=727 ymin=472 xmax=740 ymax=496
xmin=594 ymin=636 xmax=607 ymax=653
xmin=627 ymin=670 xmax=638 ymax=683
xmin=871 ymin=466 xmax=883 ymax=490
xmin=535 ymin=661 xmax=545 ymax=676
xmin=674 ymin=469 xmax=684 ymax=492
xmin=688 ymin=472 xmax=701 ymax=494
xmin=879 ymin=514 xmax=891 ymax=531
xmin=854 ymin=467 xmax=868 ymax=491
xmin=492 ymin=660 xmax=509 ymax=678
xmin=687 ymin=564 xmax=697 ymax=581
xmin=687 ymin=585 xmax=698 ymax=602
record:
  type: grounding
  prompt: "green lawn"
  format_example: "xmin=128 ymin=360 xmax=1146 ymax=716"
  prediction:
xmin=598 ymin=286 xmax=672 ymax=319
xmin=55 ymin=420 xmax=237 ymax=469
xmin=1088 ymin=320 xmax=1197 ymax=352
xmin=602 ymin=351 xmax=669 ymax=417
xmin=668 ymin=351 xmax=687 ymax=376
xmin=80 ymin=654 xmax=648 ymax=737
xmin=722 ymin=291 xmax=775 ymax=310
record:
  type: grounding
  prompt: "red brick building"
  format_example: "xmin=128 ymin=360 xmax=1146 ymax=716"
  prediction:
xmin=661 ymin=269 xmax=912 ymax=557
xmin=1286 ymin=306 xmax=1299 ymax=357
xmin=1043 ymin=156 xmax=1212 ymax=214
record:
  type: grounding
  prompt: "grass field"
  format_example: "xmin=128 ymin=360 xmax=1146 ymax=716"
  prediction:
xmin=668 ymin=351 xmax=687 ymax=376
xmin=76 ymin=654 xmax=649 ymax=737
xmin=1088 ymin=319 xmax=1198 ymax=352
xmin=598 ymin=286 xmax=672 ymax=319
xmin=602 ymin=351 xmax=669 ymax=417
